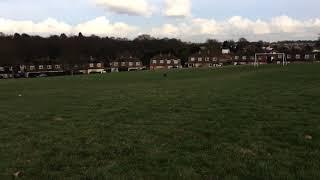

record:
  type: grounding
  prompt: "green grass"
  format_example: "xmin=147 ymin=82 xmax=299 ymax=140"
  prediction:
xmin=1 ymin=64 xmax=320 ymax=179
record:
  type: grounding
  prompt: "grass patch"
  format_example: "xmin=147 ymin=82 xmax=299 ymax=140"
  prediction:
xmin=1 ymin=64 xmax=320 ymax=179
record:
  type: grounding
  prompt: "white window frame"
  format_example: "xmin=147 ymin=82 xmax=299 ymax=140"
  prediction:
xmin=190 ymin=57 xmax=195 ymax=62
xmin=89 ymin=63 xmax=94 ymax=68
xmin=235 ymin=56 xmax=239 ymax=60
xmin=47 ymin=65 xmax=52 ymax=70
xmin=136 ymin=62 xmax=141 ymax=66
xmin=167 ymin=60 xmax=171 ymax=64
xmin=287 ymin=55 xmax=291 ymax=59
xmin=205 ymin=57 xmax=210 ymax=62
xmin=97 ymin=63 xmax=102 ymax=68
xmin=20 ymin=65 xmax=26 ymax=70
xmin=129 ymin=62 xmax=133 ymax=66
xmin=39 ymin=65 xmax=44 ymax=70
xmin=296 ymin=54 xmax=301 ymax=59
xmin=160 ymin=60 xmax=164 ymax=64
xmin=152 ymin=60 xmax=157 ymax=64
xmin=30 ymin=66 xmax=35 ymax=70
xmin=242 ymin=56 xmax=247 ymax=60
xmin=173 ymin=60 xmax=179 ymax=64
xmin=198 ymin=57 xmax=203 ymax=62
xmin=305 ymin=54 xmax=310 ymax=59
xmin=121 ymin=62 xmax=126 ymax=66
xmin=55 ymin=65 xmax=61 ymax=69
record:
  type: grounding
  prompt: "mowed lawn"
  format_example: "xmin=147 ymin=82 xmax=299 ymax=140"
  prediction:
xmin=1 ymin=64 xmax=320 ymax=179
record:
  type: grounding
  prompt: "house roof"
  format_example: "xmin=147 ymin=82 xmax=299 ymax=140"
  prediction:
xmin=151 ymin=53 xmax=180 ymax=60
xmin=190 ymin=50 xmax=234 ymax=59
xmin=112 ymin=56 xmax=141 ymax=62
xmin=189 ymin=49 xmax=227 ymax=58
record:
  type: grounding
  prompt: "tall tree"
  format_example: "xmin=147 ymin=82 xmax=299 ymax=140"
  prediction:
xmin=206 ymin=39 xmax=221 ymax=52
xmin=316 ymin=34 xmax=320 ymax=48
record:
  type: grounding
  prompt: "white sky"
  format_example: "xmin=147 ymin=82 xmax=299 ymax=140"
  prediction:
xmin=0 ymin=0 xmax=319 ymax=42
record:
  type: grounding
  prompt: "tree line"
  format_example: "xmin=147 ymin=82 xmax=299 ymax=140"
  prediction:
xmin=0 ymin=33 xmax=319 ymax=66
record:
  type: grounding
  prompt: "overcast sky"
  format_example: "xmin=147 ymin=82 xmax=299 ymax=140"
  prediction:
xmin=0 ymin=0 xmax=319 ymax=42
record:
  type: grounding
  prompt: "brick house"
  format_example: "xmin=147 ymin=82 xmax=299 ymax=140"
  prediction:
xmin=186 ymin=50 xmax=233 ymax=68
xmin=110 ymin=56 xmax=144 ymax=72
xmin=0 ymin=65 xmax=14 ymax=79
xmin=18 ymin=58 xmax=65 ymax=77
xmin=233 ymin=54 xmax=257 ymax=65
xmin=286 ymin=53 xmax=317 ymax=63
xmin=77 ymin=57 xmax=107 ymax=74
xmin=150 ymin=53 xmax=182 ymax=70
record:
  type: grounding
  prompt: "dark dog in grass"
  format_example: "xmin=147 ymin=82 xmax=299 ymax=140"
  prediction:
xmin=163 ymin=73 xmax=167 ymax=78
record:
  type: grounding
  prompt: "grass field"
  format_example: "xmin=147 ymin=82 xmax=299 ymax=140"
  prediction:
xmin=1 ymin=64 xmax=320 ymax=179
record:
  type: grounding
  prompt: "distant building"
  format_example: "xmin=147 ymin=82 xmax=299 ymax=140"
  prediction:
xmin=150 ymin=53 xmax=182 ymax=70
xmin=77 ymin=57 xmax=107 ymax=74
xmin=21 ymin=62 xmax=65 ymax=77
xmin=0 ymin=66 xmax=14 ymax=79
xmin=286 ymin=53 xmax=317 ymax=63
xmin=233 ymin=54 xmax=255 ymax=65
xmin=186 ymin=50 xmax=232 ymax=68
xmin=110 ymin=56 xmax=144 ymax=72
xmin=222 ymin=49 xmax=231 ymax=54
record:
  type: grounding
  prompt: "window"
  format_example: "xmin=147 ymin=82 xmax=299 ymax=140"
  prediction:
xmin=250 ymin=56 xmax=255 ymax=60
xmin=39 ymin=65 xmax=44 ymax=70
xmin=160 ymin=60 xmax=164 ymax=64
xmin=20 ymin=65 xmax=26 ymax=70
xmin=129 ymin=62 xmax=133 ymax=66
xmin=30 ymin=66 xmax=35 ymax=70
xmin=174 ymin=60 xmax=179 ymax=64
xmin=296 ymin=54 xmax=301 ymax=59
xmin=113 ymin=62 xmax=118 ymax=66
xmin=167 ymin=60 xmax=171 ymax=64
xmin=235 ymin=56 xmax=239 ymax=60
xmin=190 ymin=57 xmax=195 ymax=62
xmin=0 ymin=67 xmax=4 ymax=71
xmin=152 ymin=60 xmax=157 ymax=64
xmin=287 ymin=55 xmax=291 ymax=59
xmin=89 ymin=63 xmax=94 ymax=68
xmin=305 ymin=54 xmax=310 ymax=59
xmin=136 ymin=62 xmax=141 ymax=66
xmin=55 ymin=65 xmax=61 ymax=69
xmin=242 ymin=56 xmax=247 ymax=60
xmin=278 ymin=54 xmax=283 ymax=59
xmin=205 ymin=57 xmax=210 ymax=62
xmin=198 ymin=57 xmax=202 ymax=62
xmin=47 ymin=65 xmax=52 ymax=69
xmin=121 ymin=62 xmax=126 ymax=66
xmin=97 ymin=63 xmax=102 ymax=68
xmin=213 ymin=57 xmax=217 ymax=62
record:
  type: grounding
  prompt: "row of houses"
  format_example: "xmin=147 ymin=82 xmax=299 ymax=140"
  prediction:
xmin=1 ymin=50 xmax=319 ymax=79
xmin=187 ymin=50 xmax=319 ymax=67
xmin=0 ymin=56 xmax=150 ymax=78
